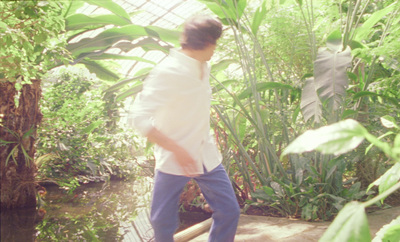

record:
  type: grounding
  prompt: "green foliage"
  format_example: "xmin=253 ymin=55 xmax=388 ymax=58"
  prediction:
xmin=36 ymin=67 xmax=140 ymax=190
xmin=0 ymin=1 xmax=70 ymax=85
xmin=251 ymin=0 xmax=267 ymax=36
xmin=282 ymin=119 xmax=367 ymax=156
xmin=300 ymin=45 xmax=352 ymax=124
xmin=64 ymin=0 xmax=180 ymax=84
xmin=60 ymin=0 xmax=183 ymax=105
xmin=198 ymin=0 xmax=247 ymax=24
xmin=250 ymin=152 xmax=365 ymax=220
xmin=0 ymin=126 xmax=35 ymax=167
xmin=205 ymin=0 xmax=354 ymax=220
xmin=320 ymin=202 xmax=371 ymax=242
xmin=373 ymin=216 xmax=400 ymax=242
xmin=282 ymin=117 xmax=400 ymax=240
xmin=200 ymin=0 xmax=400 ymax=222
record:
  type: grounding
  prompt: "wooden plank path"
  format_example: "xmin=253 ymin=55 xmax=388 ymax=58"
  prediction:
xmin=119 ymin=206 xmax=400 ymax=241
xmin=122 ymin=210 xmax=154 ymax=242
xmin=121 ymin=210 xmax=212 ymax=242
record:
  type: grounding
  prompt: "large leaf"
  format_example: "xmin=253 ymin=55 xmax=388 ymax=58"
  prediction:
xmin=373 ymin=216 xmax=400 ymax=242
xmin=282 ymin=119 xmax=367 ymax=157
xmin=353 ymin=91 xmax=400 ymax=108
xmin=89 ymin=53 xmax=156 ymax=65
xmin=251 ymin=0 xmax=267 ymax=36
xmin=197 ymin=0 xmax=227 ymax=20
xmin=198 ymin=0 xmax=247 ymax=22
xmin=116 ymin=84 xmax=143 ymax=102
xmin=380 ymin=115 xmax=400 ymax=129
xmin=68 ymin=25 xmax=148 ymax=56
xmin=73 ymin=45 xmax=160 ymax=64
xmin=355 ymin=2 xmax=397 ymax=41
xmin=68 ymin=25 xmax=179 ymax=57
xmin=367 ymin=163 xmax=400 ymax=203
xmin=319 ymin=202 xmax=371 ymax=242
xmin=106 ymin=67 xmax=152 ymax=101
xmin=63 ymin=1 xmax=85 ymax=18
xmin=67 ymin=27 xmax=106 ymax=43
xmin=212 ymin=79 xmax=238 ymax=93
xmin=326 ymin=29 xmax=342 ymax=52
xmin=314 ymin=46 xmax=352 ymax=110
xmin=378 ymin=163 xmax=400 ymax=202
xmin=105 ymin=75 xmax=147 ymax=94
xmin=144 ymin=26 xmax=181 ymax=46
xmin=80 ymin=59 xmax=119 ymax=81
xmin=211 ymin=59 xmax=238 ymax=73
xmin=85 ymin=0 xmax=131 ymax=23
xmin=113 ymin=38 xmax=171 ymax=54
xmin=301 ymin=43 xmax=351 ymax=122
xmin=300 ymin=77 xmax=322 ymax=123
xmin=66 ymin=14 xmax=131 ymax=30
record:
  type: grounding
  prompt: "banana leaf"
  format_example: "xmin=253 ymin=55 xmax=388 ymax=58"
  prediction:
xmin=85 ymin=0 xmax=131 ymax=23
xmin=66 ymin=14 xmax=131 ymax=30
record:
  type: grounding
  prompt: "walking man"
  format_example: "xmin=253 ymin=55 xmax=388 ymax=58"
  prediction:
xmin=130 ymin=15 xmax=240 ymax=242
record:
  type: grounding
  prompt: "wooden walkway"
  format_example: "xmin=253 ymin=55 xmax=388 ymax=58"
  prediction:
xmin=121 ymin=209 xmax=211 ymax=242
xmin=123 ymin=206 xmax=400 ymax=241
xmin=122 ymin=210 xmax=154 ymax=242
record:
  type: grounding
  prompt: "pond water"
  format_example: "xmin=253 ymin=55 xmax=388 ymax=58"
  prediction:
xmin=1 ymin=178 xmax=154 ymax=242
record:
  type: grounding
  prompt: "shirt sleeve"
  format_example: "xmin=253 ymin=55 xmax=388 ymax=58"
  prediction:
xmin=127 ymin=68 xmax=175 ymax=137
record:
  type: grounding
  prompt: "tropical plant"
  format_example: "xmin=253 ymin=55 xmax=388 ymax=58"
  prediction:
xmin=0 ymin=0 xmax=175 ymax=208
xmin=63 ymin=0 xmax=181 ymax=101
xmin=344 ymin=0 xmax=400 ymax=187
xmin=282 ymin=116 xmax=400 ymax=241
xmin=199 ymin=0 xmax=400 ymax=220
xmin=299 ymin=0 xmax=400 ymax=125
xmin=40 ymin=0 xmax=184 ymax=189
xmin=36 ymin=66 xmax=141 ymax=191
xmin=199 ymin=0 xmax=345 ymax=219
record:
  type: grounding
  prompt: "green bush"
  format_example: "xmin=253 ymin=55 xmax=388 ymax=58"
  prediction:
xmin=282 ymin=118 xmax=400 ymax=241
xmin=36 ymin=66 xmax=140 ymax=190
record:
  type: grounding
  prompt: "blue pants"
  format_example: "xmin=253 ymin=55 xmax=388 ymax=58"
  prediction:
xmin=150 ymin=164 xmax=240 ymax=242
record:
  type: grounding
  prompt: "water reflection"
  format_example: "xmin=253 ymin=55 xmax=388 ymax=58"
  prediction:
xmin=1 ymin=178 xmax=154 ymax=242
xmin=1 ymin=207 xmax=43 ymax=242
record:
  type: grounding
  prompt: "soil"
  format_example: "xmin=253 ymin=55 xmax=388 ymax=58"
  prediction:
xmin=244 ymin=205 xmax=283 ymax=217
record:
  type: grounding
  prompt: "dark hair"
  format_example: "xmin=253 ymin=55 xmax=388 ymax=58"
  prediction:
xmin=180 ymin=15 xmax=222 ymax=50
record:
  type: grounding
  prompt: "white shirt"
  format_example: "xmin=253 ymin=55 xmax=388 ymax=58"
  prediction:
xmin=129 ymin=48 xmax=222 ymax=175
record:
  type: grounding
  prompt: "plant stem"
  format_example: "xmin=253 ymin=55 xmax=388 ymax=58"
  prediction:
xmin=362 ymin=181 xmax=400 ymax=208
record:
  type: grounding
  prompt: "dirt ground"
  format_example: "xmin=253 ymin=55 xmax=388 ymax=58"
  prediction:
xmin=188 ymin=206 xmax=400 ymax=241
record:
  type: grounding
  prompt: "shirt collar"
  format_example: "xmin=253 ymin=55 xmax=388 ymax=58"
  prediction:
xmin=169 ymin=49 xmax=208 ymax=77
xmin=170 ymin=48 xmax=200 ymax=64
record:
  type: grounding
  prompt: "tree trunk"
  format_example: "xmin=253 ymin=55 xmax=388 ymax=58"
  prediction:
xmin=0 ymin=80 xmax=42 ymax=209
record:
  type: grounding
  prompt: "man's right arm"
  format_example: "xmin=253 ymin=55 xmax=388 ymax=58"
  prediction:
xmin=145 ymin=127 xmax=199 ymax=176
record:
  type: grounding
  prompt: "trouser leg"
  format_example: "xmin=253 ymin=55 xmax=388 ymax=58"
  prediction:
xmin=150 ymin=170 xmax=190 ymax=242
xmin=194 ymin=164 xmax=240 ymax=242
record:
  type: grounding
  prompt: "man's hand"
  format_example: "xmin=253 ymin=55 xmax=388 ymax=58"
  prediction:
xmin=146 ymin=127 xmax=199 ymax=176
xmin=173 ymin=146 xmax=199 ymax=177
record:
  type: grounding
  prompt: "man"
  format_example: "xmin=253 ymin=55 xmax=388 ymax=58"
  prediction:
xmin=130 ymin=15 xmax=240 ymax=242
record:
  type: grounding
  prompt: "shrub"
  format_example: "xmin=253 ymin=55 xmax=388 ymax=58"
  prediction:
xmin=36 ymin=66 xmax=140 ymax=190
